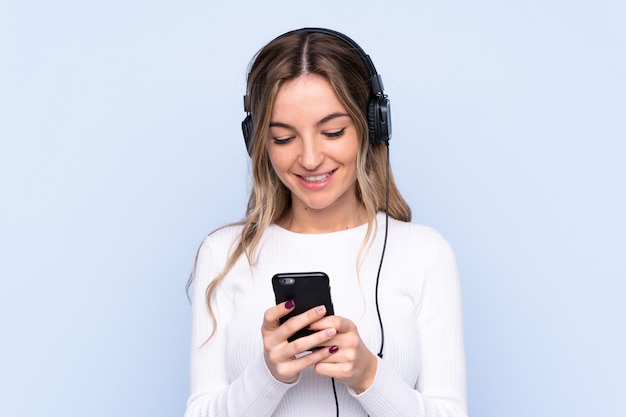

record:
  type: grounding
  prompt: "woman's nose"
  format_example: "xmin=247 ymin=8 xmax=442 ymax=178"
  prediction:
xmin=298 ymin=136 xmax=324 ymax=171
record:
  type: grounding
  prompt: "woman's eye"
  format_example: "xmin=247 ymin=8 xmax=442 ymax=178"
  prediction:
xmin=273 ymin=136 xmax=294 ymax=145
xmin=324 ymin=128 xmax=346 ymax=138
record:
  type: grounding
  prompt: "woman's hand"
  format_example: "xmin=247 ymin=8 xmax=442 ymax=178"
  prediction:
xmin=262 ymin=301 xmax=339 ymax=384
xmin=309 ymin=316 xmax=378 ymax=394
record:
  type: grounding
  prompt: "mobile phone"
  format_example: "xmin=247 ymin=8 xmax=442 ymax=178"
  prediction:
xmin=272 ymin=272 xmax=335 ymax=342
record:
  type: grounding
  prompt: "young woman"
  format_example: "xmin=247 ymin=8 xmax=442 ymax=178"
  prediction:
xmin=185 ymin=28 xmax=467 ymax=417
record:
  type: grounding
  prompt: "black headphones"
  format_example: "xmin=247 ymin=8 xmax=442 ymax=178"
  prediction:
xmin=241 ymin=27 xmax=391 ymax=156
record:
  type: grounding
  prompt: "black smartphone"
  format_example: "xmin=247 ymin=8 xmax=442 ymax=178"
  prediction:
xmin=272 ymin=272 xmax=335 ymax=342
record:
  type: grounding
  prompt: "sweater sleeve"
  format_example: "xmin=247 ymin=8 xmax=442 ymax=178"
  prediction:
xmin=349 ymin=231 xmax=468 ymax=417
xmin=184 ymin=236 xmax=295 ymax=417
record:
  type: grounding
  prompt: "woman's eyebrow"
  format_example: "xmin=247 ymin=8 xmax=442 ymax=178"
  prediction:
xmin=269 ymin=112 xmax=350 ymax=129
xmin=269 ymin=121 xmax=293 ymax=129
xmin=317 ymin=112 xmax=350 ymax=126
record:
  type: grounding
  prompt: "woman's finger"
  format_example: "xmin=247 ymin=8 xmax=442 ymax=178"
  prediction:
xmin=262 ymin=299 xmax=295 ymax=331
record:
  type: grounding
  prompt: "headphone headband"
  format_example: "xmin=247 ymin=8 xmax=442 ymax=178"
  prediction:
xmin=242 ymin=27 xmax=391 ymax=155
xmin=293 ymin=27 xmax=385 ymax=96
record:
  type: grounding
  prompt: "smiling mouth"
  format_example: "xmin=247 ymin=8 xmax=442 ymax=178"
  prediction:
xmin=299 ymin=169 xmax=336 ymax=182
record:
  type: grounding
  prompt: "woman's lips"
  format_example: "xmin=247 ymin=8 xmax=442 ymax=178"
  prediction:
xmin=296 ymin=169 xmax=336 ymax=189
xmin=300 ymin=169 xmax=335 ymax=182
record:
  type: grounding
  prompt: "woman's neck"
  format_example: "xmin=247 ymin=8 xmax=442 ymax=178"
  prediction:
xmin=278 ymin=203 xmax=368 ymax=234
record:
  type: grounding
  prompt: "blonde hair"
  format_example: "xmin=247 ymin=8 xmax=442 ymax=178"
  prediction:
xmin=190 ymin=29 xmax=411 ymax=337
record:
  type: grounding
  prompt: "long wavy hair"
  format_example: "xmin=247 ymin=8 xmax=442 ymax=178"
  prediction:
xmin=190 ymin=29 xmax=411 ymax=337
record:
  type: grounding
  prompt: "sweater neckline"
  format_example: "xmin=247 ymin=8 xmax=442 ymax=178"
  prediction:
xmin=267 ymin=212 xmax=385 ymax=238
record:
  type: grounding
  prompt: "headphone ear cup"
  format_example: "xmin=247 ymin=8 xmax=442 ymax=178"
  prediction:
xmin=242 ymin=115 xmax=254 ymax=156
xmin=367 ymin=99 xmax=378 ymax=144
xmin=367 ymin=96 xmax=391 ymax=145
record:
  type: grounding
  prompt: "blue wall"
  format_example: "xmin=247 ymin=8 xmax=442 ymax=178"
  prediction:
xmin=1 ymin=1 xmax=624 ymax=416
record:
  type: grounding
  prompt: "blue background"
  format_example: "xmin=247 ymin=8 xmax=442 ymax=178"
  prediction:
xmin=1 ymin=1 xmax=624 ymax=416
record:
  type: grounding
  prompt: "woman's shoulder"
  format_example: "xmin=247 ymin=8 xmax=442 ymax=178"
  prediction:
xmin=197 ymin=222 xmax=245 ymax=258
xmin=206 ymin=222 xmax=245 ymax=240
xmin=385 ymin=215 xmax=455 ymax=255
xmin=386 ymin=215 xmax=447 ymax=240
xmin=381 ymin=216 xmax=459 ymax=279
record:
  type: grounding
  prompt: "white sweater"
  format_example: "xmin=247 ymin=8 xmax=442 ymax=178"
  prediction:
xmin=185 ymin=212 xmax=467 ymax=417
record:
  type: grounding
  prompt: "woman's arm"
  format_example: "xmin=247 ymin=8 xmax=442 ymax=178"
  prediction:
xmin=349 ymin=231 xmax=468 ymax=417
xmin=184 ymin=237 xmax=293 ymax=417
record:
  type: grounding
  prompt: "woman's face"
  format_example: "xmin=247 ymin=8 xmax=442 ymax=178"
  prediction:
xmin=266 ymin=74 xmax=361 ymax=220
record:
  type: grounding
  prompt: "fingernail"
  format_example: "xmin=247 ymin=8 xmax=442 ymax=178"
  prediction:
xmin=315 ymin=305 xmax=326 ymax=316
xmin=285 ymin=299 xmax=295 ymax=309
xmin=325 ymin=328 xmax=336 ymax=337
xmin=329 ymin=345 xmax=339 ymax=354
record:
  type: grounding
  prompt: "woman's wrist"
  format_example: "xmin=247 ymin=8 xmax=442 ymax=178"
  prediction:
xmin=349 ymin=353 xmax=378 ymax=394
